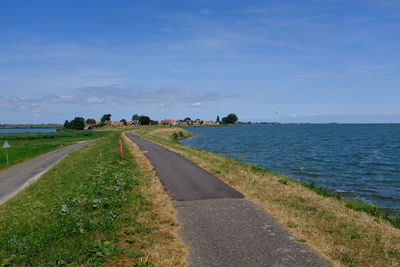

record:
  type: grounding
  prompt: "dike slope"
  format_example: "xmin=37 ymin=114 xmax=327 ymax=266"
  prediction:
xmin=126 ymin=132 xmax=328 ymax=267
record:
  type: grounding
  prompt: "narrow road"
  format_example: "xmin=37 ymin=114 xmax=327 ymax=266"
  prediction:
xmin=126 ymin=133 xmax=329 ymax=267
xmin=0 ymin=140 xmax=95 ymax=205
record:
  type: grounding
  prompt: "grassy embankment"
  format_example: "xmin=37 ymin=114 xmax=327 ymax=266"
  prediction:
xmin=0 ymin=131 xmax=186 ymax=266
xmin=0 ymin=130 xmax=103 ymax=170
xmin=135 ymin=126 xmax=400 ymax=267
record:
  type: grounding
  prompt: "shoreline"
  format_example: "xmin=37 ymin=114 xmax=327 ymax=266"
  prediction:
xmin=180 ymin=130 xmax=400 ymax=223
xmin=134 ymin=126 xmax=400 ymax=266
xmin=180 ymin=125 xmax=400 ymax=217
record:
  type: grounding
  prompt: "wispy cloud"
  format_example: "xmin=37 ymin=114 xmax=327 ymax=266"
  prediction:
xmin=77 ymin=86 xmax=237 ymax=108
xmin=0 ymin=42 xmax=93 ymax=63
xmin=47 ymin=95 xmax=77 ymax=103
xmin=120 ymin=5 xmax=157 ymax=15
xmin=79 ymin=85 xmax=132 ymax=97
xmin=1 ymin=1 xmax=399 ymax=123
xmin=0 ymin=96 xmax=45 ymax=117
xmin=230 ymin=7 xmax=289 ymax=15
xmin=196 ymin=39 xmax=229 ymax=48
xmin=0 ymin=86 xmax=237 ymax=116
xmin=199 ymin=9 xmax=214 ymax=15
xmin=190 ymin=102 xmax=203 ymax=107
xmin=85 ymin=97 xmax=105 ymax=104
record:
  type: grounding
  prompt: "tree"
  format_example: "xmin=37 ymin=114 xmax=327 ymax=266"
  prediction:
xmin=132 ymin=114 xmax=141 ymax=121
xmin=101 ymin=114 xmax=111 ymax=123
xmin=216 ymin=115 xmax=220 ymax=123
xmin=69 ymin=117 xmax=85 ymax=130
xmin=184 ymin=117 xmax=193 ymax=125
xmin=86 ymin=118 xmax=96 ymax=125
xmin=64 ymin=120 xmax=70 ymax=129
xmin=221 ymin=113 xmax=238 ymax=124
xmin=139 ymin=116 xmax=151 ymax=125
xmin=150 ymin=120 xmax=159 ymax=125
xmin=120 ymin=119 xmax=127 ymax=126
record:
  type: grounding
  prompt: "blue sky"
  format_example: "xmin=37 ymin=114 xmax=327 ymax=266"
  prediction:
xmin=1 ymin=0 xmax=399 ymax=123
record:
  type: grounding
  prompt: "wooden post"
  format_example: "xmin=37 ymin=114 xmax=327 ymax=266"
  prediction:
xmin=119 ymin=139 xmax=124 ymax=160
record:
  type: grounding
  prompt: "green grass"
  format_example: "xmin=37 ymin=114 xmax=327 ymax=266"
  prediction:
xmin=0 ymin=132 xmax=154 ymax=266
xmin=293 ymin=180 xmax=400 ymax=229
xmin=0 ymin=130 xmax=104 ymax=170
xmin=0 ymin=124 xmax=62 ymax=129
xmin=0 ymin=129 xmax=97 ymax=140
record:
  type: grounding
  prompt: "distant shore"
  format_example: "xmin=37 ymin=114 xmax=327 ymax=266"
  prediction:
xmin=0 ymin=124 xmax=63 ymax=129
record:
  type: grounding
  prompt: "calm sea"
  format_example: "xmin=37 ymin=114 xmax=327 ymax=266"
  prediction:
xmin=181 ymin=124 xmax=400 ymax=214
xmin=0 ymin=128 xmax=57 ymax=133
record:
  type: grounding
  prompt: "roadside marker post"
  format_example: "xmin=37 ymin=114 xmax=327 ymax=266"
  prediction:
xmin=3 ymin=140 xmax=10 ymax=166
xmin=119 ymin=139 xmax=124 ymax=160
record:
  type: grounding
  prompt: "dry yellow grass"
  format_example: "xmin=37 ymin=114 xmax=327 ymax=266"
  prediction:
xmin=135 ymin=126 xmax=400 ymax=267
xmin=122 ymin=133 xmax=188 ymax=267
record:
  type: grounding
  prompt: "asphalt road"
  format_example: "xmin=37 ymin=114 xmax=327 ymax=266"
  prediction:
xmin=126 ymin=133 xmax=329 ymax=267
xmin=126 ymin=132 xmax=243 ymax=201
xmin=0 ymin=140 xmax=95 ymax=205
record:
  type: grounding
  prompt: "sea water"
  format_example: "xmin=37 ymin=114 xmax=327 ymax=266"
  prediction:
xmin=181 ymin=124 xmax=400 ymax=214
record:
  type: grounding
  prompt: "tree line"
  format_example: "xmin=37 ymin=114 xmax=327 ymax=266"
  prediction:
xmin=64 ymin=113 xmax=238 ymax=130
xmin=64 ymin=113 xmax=158 ymax=130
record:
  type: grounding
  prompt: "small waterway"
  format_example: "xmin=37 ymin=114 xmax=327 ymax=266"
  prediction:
xmin=181 ymin=124 xmax=400 ymax=215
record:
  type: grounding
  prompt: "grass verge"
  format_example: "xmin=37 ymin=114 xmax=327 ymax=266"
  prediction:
xmin=135 ymin=126 xmax=400 ymax=267
xmin=0 ymin=130 xmax=104 ymax=170
xmin=0 ymin=132 xmax=152 ymax=266
xmin=122 ymin=132 xmax=188 ymax=266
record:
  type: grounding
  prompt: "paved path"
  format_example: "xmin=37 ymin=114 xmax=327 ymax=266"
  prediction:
xmin=0 ymin=140 xmax=95 ymax=205
xmin=126 ymin=133 xmax=329 ymax=267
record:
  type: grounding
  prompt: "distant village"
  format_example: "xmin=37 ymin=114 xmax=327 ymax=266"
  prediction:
xmin=88 ymin=118 xmax=221 ymax=128
xmin=62 ymin=113 xmax=238 ymax=130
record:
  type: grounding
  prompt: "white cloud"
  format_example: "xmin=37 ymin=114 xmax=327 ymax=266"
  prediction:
xmin=78 ymin=86 xmax=237 ymax=108
xmin=79 ymin=85 xmax=131 ymax=97
xmin=191 ymin=102 xmax=202 ymax=107
xmin=49 ymin=95 xmax=76 ymax=103
xmin=0 ymin=85 xmax=237 ymax=119
xmin=32 ymin=109 xmax=42 ymax=117
xmin=0 ymin=96 xmax=46 ymax=117
xmin=85 ymin=97 xmax=105 ymax=104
